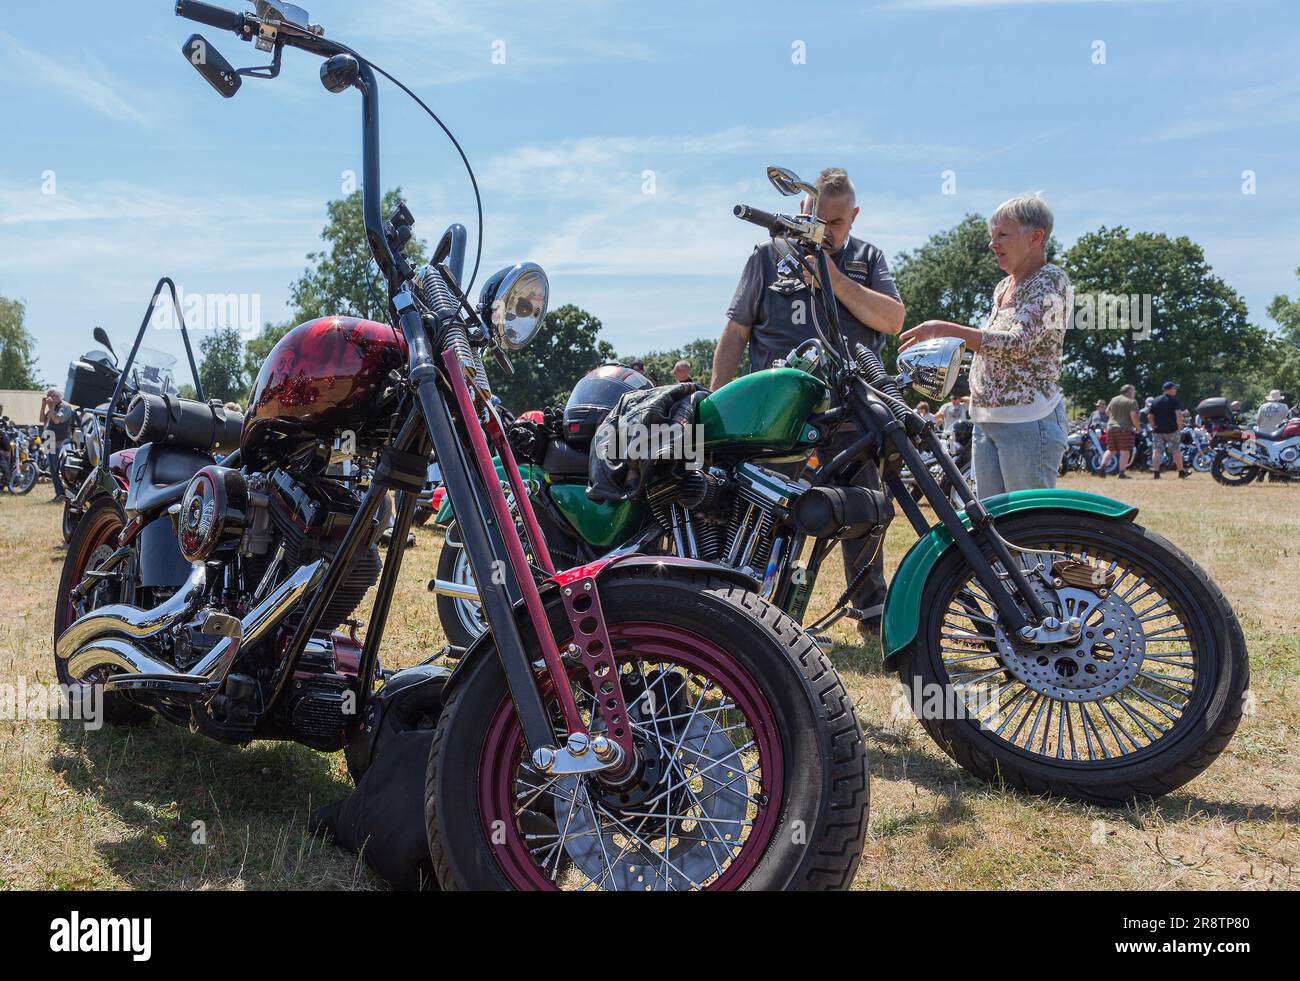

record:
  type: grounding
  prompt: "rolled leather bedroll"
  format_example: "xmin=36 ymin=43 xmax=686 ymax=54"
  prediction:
xmin=124 ymin=392 xmax=244 ymax=454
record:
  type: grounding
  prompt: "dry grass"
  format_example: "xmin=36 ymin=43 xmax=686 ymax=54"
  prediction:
xmin=1 ymin=472 xmax=1296 ymax=890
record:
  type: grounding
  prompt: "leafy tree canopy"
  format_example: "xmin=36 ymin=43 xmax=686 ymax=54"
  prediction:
xmin=0 ymin=296 xmax=41 ymax=390
xmin=289 ymin=188 xmax=427 ymax=323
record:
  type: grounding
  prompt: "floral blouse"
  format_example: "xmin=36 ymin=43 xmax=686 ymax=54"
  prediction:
xmin=970 ymin=263 xmax=1072 ymax=418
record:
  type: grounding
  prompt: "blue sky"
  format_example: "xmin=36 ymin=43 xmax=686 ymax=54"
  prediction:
xmin=2 ymin=0 xmax=1297 ymax=385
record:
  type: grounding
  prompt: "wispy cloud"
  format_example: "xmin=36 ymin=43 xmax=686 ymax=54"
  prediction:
xmin=336 ymin=0 xmax=664 ymax=85
xmin=0 ymin=31 xmax=149 ymax=126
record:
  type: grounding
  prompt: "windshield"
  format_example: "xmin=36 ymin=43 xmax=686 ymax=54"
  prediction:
xmin=130 ymin=347 xmax=178 ymax=397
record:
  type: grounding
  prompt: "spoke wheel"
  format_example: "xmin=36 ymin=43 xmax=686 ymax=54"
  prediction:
xmin=481 ymin=623 xmax=782 ymax=891
xmin=898 ymin=514 xmax=1247 ymax=804
xmin=427 ymin=569 xmax=870 ymax=890
xmin=53 ymin=496 xmax=151 ymax=725
xmin=938 ymin=546 xmax=1197 ymax=766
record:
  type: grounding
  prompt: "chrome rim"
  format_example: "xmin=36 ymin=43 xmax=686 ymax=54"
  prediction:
xmin=935 ymin=538 xmax=1202 ymax=765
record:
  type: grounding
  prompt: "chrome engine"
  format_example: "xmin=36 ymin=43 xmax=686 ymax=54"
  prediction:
xmin=650 ymin=461 xmax=806 ymax=595
xmin=57 ymin=466 xmax=383 ymax=746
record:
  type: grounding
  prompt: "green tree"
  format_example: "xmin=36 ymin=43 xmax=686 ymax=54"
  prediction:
xmin=243 ymin=320 xmax=293 ymax=386
xmin=1062 ymin=227 xmax=1268 ymax=407
xmin=0 ymin=296 xmax=41 ymax=390
xmin=199 ymin=326 xmax=248 ymax=404
xmin=487 ymin=304 xmax=616 ymax=411
xmin=892 ymin=214 xmax=1007 ymax=332
xmin=1255 ymin=267 xmax=1300 ymax=405
xmin=622 ymin=337 xmax=722 ymax=386
xmin=289 ymin=188 xmax=427 ymax=323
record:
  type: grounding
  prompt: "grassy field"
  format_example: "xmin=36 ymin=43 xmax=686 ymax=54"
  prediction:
xmin=1 ymin=472 xmax=1296 ymax=890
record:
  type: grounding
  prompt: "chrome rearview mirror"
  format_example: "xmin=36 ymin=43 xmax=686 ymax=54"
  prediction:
xmin=767 ymin=165 xmax=818 ymax=200
xmin=896 ymin=336 xmax=967 ymax=401
xmin=478 ymin=262 xmax=550 ymax=350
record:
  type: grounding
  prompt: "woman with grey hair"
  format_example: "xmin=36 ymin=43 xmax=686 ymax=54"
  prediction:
xmin=899 ymin=194 xmax=1071 ymax=495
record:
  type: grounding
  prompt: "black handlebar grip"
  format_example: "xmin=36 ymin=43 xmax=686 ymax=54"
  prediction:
xmin=175 ymin=1 xmax=247 ymax=35
xmin=733 ymin=204 xmax=786 ymax=235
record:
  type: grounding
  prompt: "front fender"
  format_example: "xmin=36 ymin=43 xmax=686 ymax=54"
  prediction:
xmin=881 ymin=489 xmax=1139 ymax=668
xmin=441 ymin=555 xmax=759 ymax=705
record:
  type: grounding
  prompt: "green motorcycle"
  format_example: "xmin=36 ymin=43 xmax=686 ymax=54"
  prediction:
xmin=433 ymin=166 xmax=1249 ymax=805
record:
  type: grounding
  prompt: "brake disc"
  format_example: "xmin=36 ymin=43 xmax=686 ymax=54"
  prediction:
xmin=992 ymin=586 xmax=1147 ymax=702
xmin=552 ymin=707 xmax=749 ymax=891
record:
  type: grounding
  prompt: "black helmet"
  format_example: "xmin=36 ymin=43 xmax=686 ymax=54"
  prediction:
xmin=563 ymin=363 xmax=652 ymax=445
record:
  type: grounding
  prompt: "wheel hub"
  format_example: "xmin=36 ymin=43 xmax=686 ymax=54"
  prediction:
xmin=552 ymin=704 xmax=750 ymax=890
xmin=994 ymin=586 xmax=1146 ymax=702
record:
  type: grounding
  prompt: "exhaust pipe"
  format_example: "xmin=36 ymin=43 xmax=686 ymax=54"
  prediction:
xmin=61 ymin=559 xmax=326 ymax=696
xmin=57 ymin=563 xmax=208 ymax=663
xmin=188 ymin=559 xmax=325 ymax=683
xmin=427 ymin=577 xmax=480 ymax=601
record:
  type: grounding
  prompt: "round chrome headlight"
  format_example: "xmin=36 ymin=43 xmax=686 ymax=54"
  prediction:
xmin=477 ymin=262 xmax=549 ymax=350
xmin=897 ymin=336 xmax=966 ymax=402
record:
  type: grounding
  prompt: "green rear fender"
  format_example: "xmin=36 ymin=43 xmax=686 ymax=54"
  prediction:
xmin=433 ymin=459 xmax=542 ymax=526
xmin=880 ymin=489 xmax=1139 ymax=667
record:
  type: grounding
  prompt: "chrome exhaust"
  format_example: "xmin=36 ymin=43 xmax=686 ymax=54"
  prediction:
xmin=57 ymin=563 xmax=208 ymax=663
xmin=427 ymin=577 xmax=480 ymax=601
xmin=61 ymin=559 xmax=326 ymax=697
xmin=188 ymin=559 xmax=325 ymax=683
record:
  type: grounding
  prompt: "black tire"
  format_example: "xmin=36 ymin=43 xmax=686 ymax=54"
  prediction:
xmin=9 ymin=459 xmax=37 ymax=494
xmin=897 ymin=514 xmax=1248 ymax=806
xmin=434 ymin=521 xmax=485 ymax=649
xmin=426 ymin=567 xmax=869 ymax=890
xmin=53 ymin=496 xmax=151 ymax=725
xmin=1210 ymin=449 xmax=1258 ymax=487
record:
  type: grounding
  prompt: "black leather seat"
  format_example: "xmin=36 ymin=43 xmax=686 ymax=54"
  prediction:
xmin=542 ymin=438 xmax=589 ymax=481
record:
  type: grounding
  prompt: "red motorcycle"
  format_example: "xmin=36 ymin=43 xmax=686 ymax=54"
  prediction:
xmin=53 ymin=1 xmax=869 ymax=891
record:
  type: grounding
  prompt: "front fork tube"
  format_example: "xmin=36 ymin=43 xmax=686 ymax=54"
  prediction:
xmin=882 ymin=417 xmax=1048 ymax=634
xmin=413 ymin=358 xmax=570 ymax=753
xmin=437 ymin=350 xmax=587 ymax=743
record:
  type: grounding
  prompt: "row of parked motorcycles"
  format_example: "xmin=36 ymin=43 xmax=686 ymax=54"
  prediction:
xmin=46 ymin=1 xmax=1251 ymax=891
xmin=0 ymin=420 xmax=53 ymax=495
xmin=1059 ymin=422 xmax=1213 ymax=476
xmin=1058 ymin=407 xmax=1300 ymax=486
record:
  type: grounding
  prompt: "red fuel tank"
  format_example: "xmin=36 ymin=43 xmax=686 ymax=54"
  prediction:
xmin=242 ymin=316 xmax=406 ymax=470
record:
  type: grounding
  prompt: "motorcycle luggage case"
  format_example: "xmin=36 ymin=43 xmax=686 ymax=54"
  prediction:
xmin=1195 ymin=397 xmax=1231 ymax=421
xmin=64 ymin=358 xmax=119 ymax=409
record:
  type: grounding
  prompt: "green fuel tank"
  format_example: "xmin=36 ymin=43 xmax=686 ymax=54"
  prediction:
xmin=699 ymin=368 xmax=830 ymax=454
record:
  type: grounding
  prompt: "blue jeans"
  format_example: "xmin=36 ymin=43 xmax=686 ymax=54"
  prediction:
xmin=972 ymin=402 xmax=1068 ymax=497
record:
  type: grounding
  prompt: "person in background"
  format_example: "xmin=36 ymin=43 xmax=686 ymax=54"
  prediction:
xmin=915 ymin=401 xmax=935 ymax=426
xmin=1102 ymin=384 xmax=1140 ymax=479
xmin=1088 ymin=399 xmax=1108 ymax=428
xmin=1138 ymin=396 xmax=1154 ymax=430
xmin=935 ymin=394 xmax=969 ymax=432
xmin=1149 ymin=380 xmax=1190 ymax=479
xmin=1229 ymin=399 xmax=1244 ymax=424
xmin=224 ymin=401 xmax=243 ymax=415
xmin=900 ymin=194 xmax=1070 ymax=495
xmin=39 ymin=388 xmax=73 ymax=502
xmin=1256 ymin=390 xmax=1289 ymax=432
xmin=672 ymin=360 xmax=694 ymax=384
xmin=712 ymin=166 xmax=905 ymax=643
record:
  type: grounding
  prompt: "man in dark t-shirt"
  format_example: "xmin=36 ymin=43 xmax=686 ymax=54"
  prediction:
xmin=1149 ymin=381 xmax=1189 ymax=479
xmin=710 ymin=167 xmax=906 ymax=644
